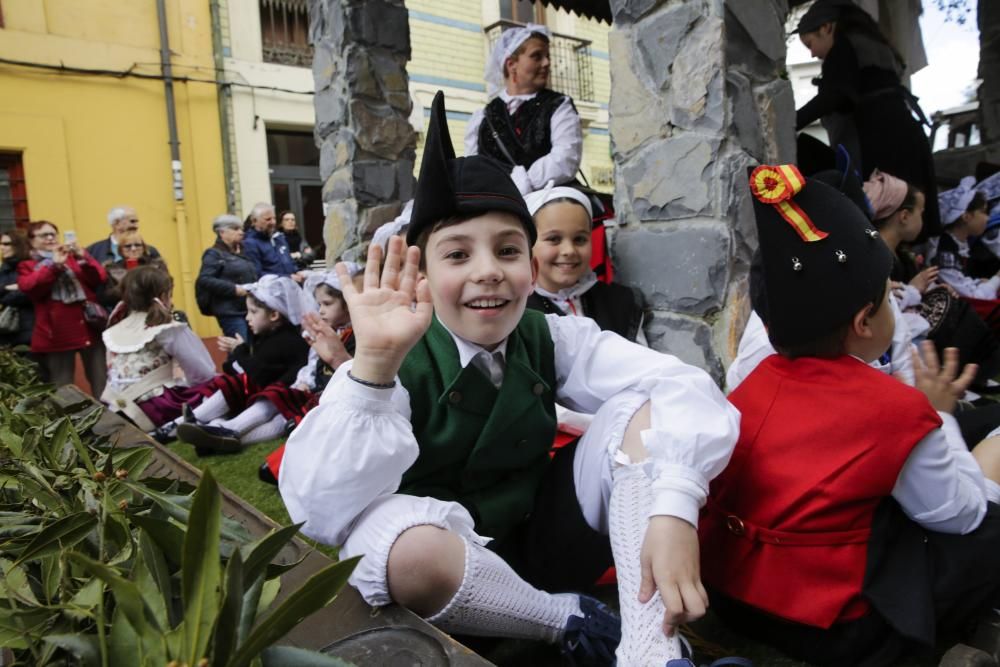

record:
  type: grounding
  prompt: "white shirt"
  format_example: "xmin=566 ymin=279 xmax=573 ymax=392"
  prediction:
xmin=725 ymin=311 xmax=997 ymax=535
xmin=535 ymin=277 xmax=650 ymax=347
xmin=279 ymin=314 xmax=740 ymax=546
xmin=464 ymin=91 xmax=583 ymax=193
xmin=937 ymin=234 xmax=1000 ymax=299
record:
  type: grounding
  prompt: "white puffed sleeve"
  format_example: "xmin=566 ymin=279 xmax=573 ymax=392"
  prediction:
xmin=278 ymin=362 xmax=417 ymax=546
xmin=546 ymin=314 xmax=740 ymax=527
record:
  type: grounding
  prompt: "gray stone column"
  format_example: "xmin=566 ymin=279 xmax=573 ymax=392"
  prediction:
xmin=310 ymin=0 xmax=416 ymax=261
xmin=608 ymin=0 xmax=794 ymax=383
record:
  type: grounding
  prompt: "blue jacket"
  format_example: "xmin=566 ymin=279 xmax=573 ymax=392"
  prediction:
xmin=242 ymin=229 xmax=297 ymax=277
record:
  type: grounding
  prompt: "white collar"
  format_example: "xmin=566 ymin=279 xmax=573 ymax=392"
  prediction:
xmin=438 ymin=317 xmax=509 ymax=369
xmin=534 ymin=272 xmax=599 ymax=308
xmin=499 ymin=90 xmax=539 ymax=104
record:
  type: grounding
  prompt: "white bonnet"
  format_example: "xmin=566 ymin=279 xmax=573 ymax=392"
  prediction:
xmin=485 ymin=23 xmax=551 ymax=98
xmin=243 ymin=274 xmax=304 ymax=326
xmin=523 ymin=183 xmax=593 ymax=219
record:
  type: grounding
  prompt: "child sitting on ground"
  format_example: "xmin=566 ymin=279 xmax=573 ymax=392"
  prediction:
xmin=703 ymin=164 xmax=1000 ymax=667
xmin=523 ymin=184 xmax=646 ymax=344
xmin=101 ymin=266 xmax=216 ymax=433
xmin=933 ymin=177 xmax=998 ymax=298
xmin=280 ymin=91 xmax=742 ymax=666
xmin=177 ymin=274 xmax=309 ymax=453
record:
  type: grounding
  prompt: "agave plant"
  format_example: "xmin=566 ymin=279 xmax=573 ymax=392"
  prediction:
xmin=0 ymin=350 xmax=357 ymax=666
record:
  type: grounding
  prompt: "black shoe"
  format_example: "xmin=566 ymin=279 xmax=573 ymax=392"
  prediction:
xmin=182 ymin=403 xmax=198 ymax=425
xmin=150 ymin=423 xmax=177 ymax=444
xmin=561 ymin=595 xmax=620 ymax=667
xmin=177 ymin=423 xmax=242 ymax=455
xmin=283 ymin=417 xmax=298 ymax=437
xmin=258 ymin=462 xmax=278 ymax=486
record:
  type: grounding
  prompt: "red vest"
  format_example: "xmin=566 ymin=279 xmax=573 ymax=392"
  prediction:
xmin=700 ymin=355 xmax=941 ymax=629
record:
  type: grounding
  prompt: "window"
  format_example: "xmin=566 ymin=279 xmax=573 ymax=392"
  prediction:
xmin=500 ymin=0 xmax=545 ymax=24
xmin=260 ymin=0 xmax=311 ymax=67
xmin=0 ymin=154 xmax=29 ymax=233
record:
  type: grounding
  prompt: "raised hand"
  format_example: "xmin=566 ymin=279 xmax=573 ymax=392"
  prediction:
xmin=909 ymin=266 xmax=939 ymax=293
xmin=217 ymin=333 xmax=243 ymax=353
xmin=337 ymin=236 xmax=432 ymax=384
xmin=51 ymin=246 xmax=68 ymax=265
xmin=302 ymin=311 xmax=352 ymax=370
xmin=911 ymin=341 xmax=977 ymax=414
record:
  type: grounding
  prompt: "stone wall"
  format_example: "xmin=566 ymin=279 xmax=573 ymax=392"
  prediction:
xmin=608 ymin=0 xmax=794 ymax=383
xmin=310 ymin=0 xmax=416 ymax=261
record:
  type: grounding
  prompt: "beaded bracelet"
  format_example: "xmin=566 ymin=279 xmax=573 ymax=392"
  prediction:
xmin=347 ymin=370 xmax=396 ymax=389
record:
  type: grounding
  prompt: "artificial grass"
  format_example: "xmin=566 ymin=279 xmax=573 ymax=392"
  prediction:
xmin=169 ymin=436 xmax=291 ymax=526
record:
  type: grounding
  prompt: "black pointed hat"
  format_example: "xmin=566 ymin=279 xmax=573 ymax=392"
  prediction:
xmin=749 ymin=164 xmax=892 ymax=347
xmin=407 ymin=91 xmax=535 ymax=246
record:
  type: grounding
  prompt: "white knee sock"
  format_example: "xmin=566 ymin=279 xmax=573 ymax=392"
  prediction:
xmin=192 ymin=390 xmax=229 ymax=423
xmin=609 ymin=463 xmax=682 ymax=664
xmin=425 ymin=537 xmax=582 ymax=643
xmin=240 ymin=414 xmax=287 ymax=445
xmin=216 ymin=400 xmax=279 ymax=436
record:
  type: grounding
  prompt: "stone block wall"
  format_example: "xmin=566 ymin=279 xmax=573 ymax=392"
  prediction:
xmin=608 ymin=0 xmax=794 ymax=383
xmin=311 ymin=0 xmax=416 ymax=261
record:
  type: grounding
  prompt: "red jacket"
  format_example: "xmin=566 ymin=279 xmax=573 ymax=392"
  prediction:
xmin=17 ymin=253 xmax=107 ymax=353
xmin=700 ymin=355 xmax=941 ymax=629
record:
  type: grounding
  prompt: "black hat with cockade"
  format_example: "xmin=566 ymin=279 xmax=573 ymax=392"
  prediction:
xmin=750 ymin=164 xmax=892 ymax=347
xmin=407 ymin=91 xmax=535 ymax=246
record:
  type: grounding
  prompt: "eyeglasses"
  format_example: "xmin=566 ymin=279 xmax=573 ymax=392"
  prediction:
xmin=0 ymin=242 xmax=11 ymax=247
xmin=32 ymin=232 xmax=57 ymax=239
xmin=121 ymin=243 xmax=144 ymax=250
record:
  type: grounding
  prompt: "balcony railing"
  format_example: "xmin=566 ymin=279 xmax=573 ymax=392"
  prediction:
xmin=484 ymin=20 xmax=595 ymax=103
xmin=260 ymin=0 xmax=312 ymax=68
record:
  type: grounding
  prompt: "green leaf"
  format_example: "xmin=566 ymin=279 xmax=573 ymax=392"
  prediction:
xmin=43 ymin=633 xmax=100 ymax=667
xmin=0 ymin=558 xmax=39 ymax=606
xmin=0 ymin=424 xmax=22 ymax=457
xmin=131 ymin=514 xmax=186 ymax=567
xmin=138 ymin=529 xmax=177 ymax=628
xmin=240 ymin=523 xmax=304 ymax=585
xmin=260 ymin=646 xmax=355 ymax=667
xmin=68 ymin=552 xmax=154 ymax=635
xmin=13 ymin=511 xmax=96 ymax=567
xmin=110 ymin=446 xmax=154 ymax=480
xmin=256 ymin=578 xmax=281 ymax=618
xmin=239 ymin=574 xmax=265 ymax=647
xmin=225 ymin=557 xmax=360 ymax=667
xmin=64 ymin=577 xmax=104 ymax=621
xmin=213 ymin=550 xmax=244 ymax=667
xmin=42 ymin=417 xmax=71 ymax=468
xmin=180 ymin=469 xmax=222 ymax=666
xmin=66 ymin=421 xmax=97 ymax=474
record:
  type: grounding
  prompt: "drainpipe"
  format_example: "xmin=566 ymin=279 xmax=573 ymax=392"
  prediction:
xmin=156 ymin=0 xmax=196 ymax=324
xmin=209 ymin=0 xmax=237 ymax=214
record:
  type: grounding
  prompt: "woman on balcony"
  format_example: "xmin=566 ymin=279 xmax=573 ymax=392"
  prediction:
xmin=464 ymin=24 xmax=583 ymax=195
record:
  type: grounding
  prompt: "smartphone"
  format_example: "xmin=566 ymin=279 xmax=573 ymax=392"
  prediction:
xmin=63 ymin=230 xmax=77 ymax=245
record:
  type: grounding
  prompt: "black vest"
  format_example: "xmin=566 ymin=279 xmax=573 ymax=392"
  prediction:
xmin=313 ymin=333 xmax=355 ymax=393
xmin=526 ymin=282 xmax=645 ymax=342
xmin=478 ymin=89 xmax=571 ymax=169
xmin=932 ymin=233 xmax=968 ymax=274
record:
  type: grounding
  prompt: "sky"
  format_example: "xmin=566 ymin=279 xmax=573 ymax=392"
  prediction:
xmin=911 ymin=1 xmax=980 ymax=116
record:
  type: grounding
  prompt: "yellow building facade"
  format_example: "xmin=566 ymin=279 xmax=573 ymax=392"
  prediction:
xmin=0 ymin=0 xmax=227 ymax=335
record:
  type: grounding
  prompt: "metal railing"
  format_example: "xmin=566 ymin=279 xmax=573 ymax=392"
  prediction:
xmin=260 ymin=0 xmax=312 ymax=68
xmin=484 ymin=20 xmax=594 ymax=102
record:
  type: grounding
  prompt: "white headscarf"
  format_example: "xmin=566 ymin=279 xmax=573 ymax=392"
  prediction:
xmin=523 ymin=183 xmax=593 ymax=219
xmin=243 ymin=274 xmax=305 ymax=326
xmin=485 ymin=23 xmax=551 ymax=98
xmin=299 ymin=263 xmax=361 ymax=314
xmin=371 ymin=200 xmax=413 ymax=252
xmin=939 ymin=176 xmax=978 ymax=226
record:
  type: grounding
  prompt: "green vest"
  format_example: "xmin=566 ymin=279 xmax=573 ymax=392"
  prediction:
xmin=398 ymin=310 xmax=557 ymax=541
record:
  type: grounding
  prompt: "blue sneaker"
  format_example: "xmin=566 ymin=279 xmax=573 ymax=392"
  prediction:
xmin=561 ymin=595 xmax=621 ymax=666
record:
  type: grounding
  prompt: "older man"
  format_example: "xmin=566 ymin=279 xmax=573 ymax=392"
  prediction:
xmin=242 ymin=202 xmax=300 ymax=279
xmin=87 ymin=206 xmax=161 ymax=263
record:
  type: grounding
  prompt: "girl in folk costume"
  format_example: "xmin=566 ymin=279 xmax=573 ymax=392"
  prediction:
xmin=177 ymin=275 xmax=309 ymax=454
xmin=931 ymin=177 xmax=997 ymax=298
xmin=101 ymin=266 xmax=216 ymax=432
xmin=524 ymin=184 xmax=646 ymax=344
xmin=258 ymin=267 xmax=361 ymax=486
xmin=464 ymin=24 xmax=582 ymax=195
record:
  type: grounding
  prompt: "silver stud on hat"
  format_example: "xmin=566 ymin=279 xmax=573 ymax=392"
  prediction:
xmin=865 ymin=228 xmax=879 ymax=239
xmin=792 ymin=257 xmax=803 ymax=271
xmin=835 ymin=250 xmax=847 ymax=263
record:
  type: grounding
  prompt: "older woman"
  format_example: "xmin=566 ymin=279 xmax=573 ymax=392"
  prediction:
xmin=17 ymin=220 xmax=107 ymax=394
xmin=463 ymin=24 xmax=583 ymax=195
xmin=0 ymin=230 xmax=35 ymax=349
xmin=195 ymin=214 xmax=258 ymax=341
xmin=100 ymin=231 xmax=169 ymax=309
